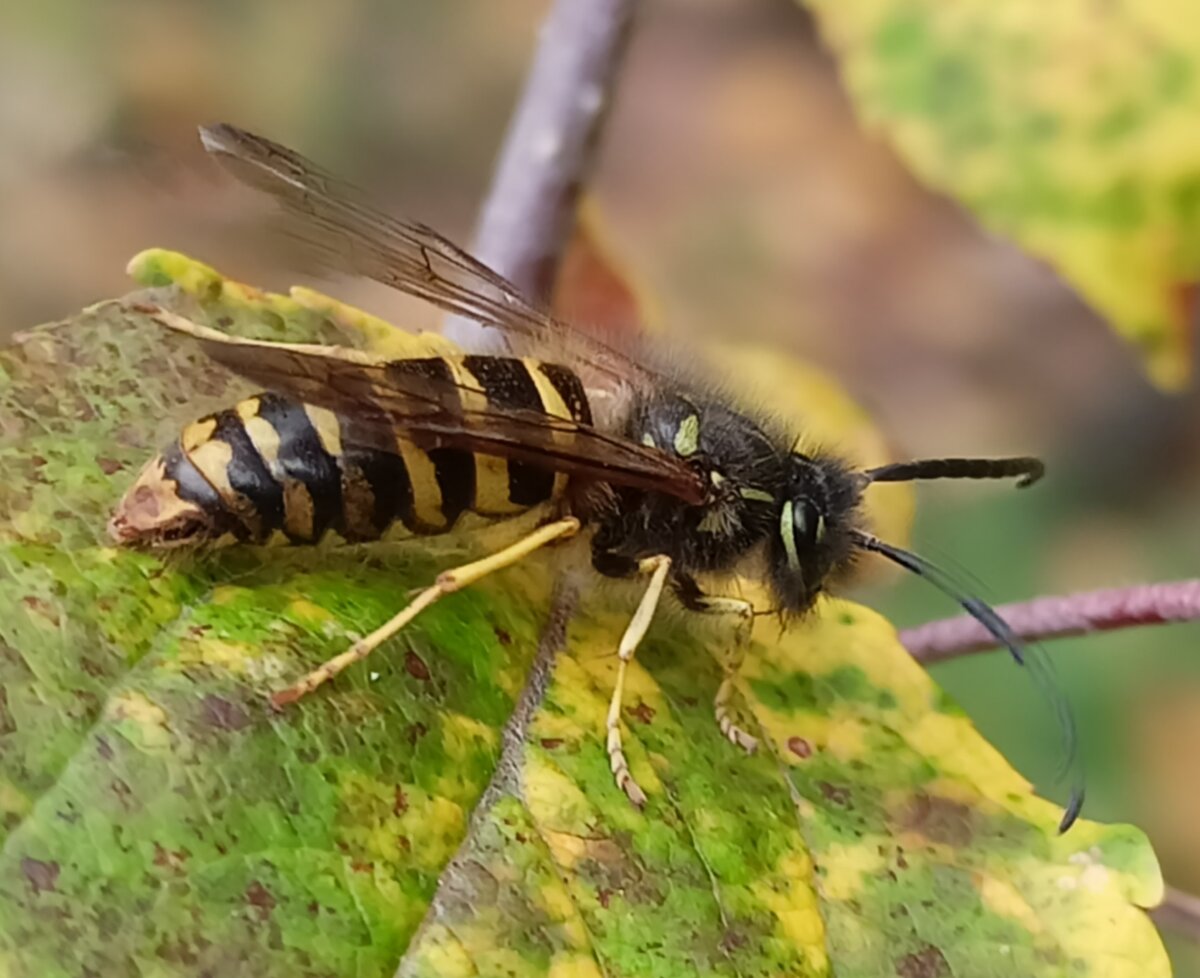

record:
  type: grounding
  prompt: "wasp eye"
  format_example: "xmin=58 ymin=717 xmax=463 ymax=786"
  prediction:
xmin=780 ymin=497 xmax=824 ymax=569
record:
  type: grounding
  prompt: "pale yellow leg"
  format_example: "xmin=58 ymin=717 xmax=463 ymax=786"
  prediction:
xmin=270 ymin=517 xmax=581 ymax=708
xmin=606 ymin=555 xmax=672 ymax=808
xmin=689 ymin=594 xmax=759 ymax=754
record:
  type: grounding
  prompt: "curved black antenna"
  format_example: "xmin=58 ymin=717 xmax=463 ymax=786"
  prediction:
xmin=853 ymin=530 xmax=1084 ymax=833
xmin=863 ymin=456 xmax=1044 ymax=488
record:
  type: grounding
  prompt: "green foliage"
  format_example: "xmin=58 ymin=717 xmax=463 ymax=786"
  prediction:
xmin=806 ymin=0 xmax=1200 ymax=388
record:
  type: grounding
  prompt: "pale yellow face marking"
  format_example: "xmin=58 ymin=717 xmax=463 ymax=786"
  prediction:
xmin=304 ymin=404 xmax=343 ymax=457
xmin=642 ymin=432 xmax=657 ymax=448
xmin=180 ymin=417 xmax=217 ymax=453
xmin=780 ymin=500 xmax=801 ymax=571
xmin=673 ymin=414 xmax=700 ymax=456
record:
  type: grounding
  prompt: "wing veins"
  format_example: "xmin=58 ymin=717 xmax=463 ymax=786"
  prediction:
xmin=135 ymin=303 xmax=707 ymax=504
xmin=199 ymin=123 xmax=655 ymax=385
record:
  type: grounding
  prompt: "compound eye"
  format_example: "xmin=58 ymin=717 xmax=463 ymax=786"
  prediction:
xmin=781 ymin=497 xmax=824 ymax=569
xmin=793 ymin=498 xmax=823 ymax=550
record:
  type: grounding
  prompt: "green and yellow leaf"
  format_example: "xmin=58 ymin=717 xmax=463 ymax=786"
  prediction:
xmin=805 ymin=0 xmax=1200 ymax=389
xmin=0 ymin=254 xmax=1166 ymax=976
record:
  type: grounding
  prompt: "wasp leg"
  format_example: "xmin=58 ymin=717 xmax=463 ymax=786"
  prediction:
xmin=606 ymin=554 xmax=672 ymax=809
xmin=270 ymin=516 xmax=581 ymax=708
xmin=674 ymin=575 xmax=758 ymax=754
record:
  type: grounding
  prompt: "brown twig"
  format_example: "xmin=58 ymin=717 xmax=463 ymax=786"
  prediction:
xmin=442 ymin=0 xmax=638 ymax=347
xmin=900 ymin=580 xmax=1200 ymax=664
xmin=406 ymin=4 xmax=631 ymax=962
xmin=1152 ymin=886 xmax=1200 ymax=942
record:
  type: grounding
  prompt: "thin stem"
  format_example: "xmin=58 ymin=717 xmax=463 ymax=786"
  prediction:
xmin=899 ymin=580 xmax=1200 ymax=664
xmin=1152 ymin=886 xmax=1200 ymax=942
xmin=443 ymin=0 xmax=638 ymax=346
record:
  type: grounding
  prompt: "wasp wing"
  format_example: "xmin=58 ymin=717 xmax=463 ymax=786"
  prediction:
xmin=198 ymin=123 xmax=654 ymax=389
xmin=135 ymin=304 xmax=707 ymax=505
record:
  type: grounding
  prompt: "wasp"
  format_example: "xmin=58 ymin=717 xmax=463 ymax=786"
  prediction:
xmin=110 ymin=124 xmax=1083 ymax=829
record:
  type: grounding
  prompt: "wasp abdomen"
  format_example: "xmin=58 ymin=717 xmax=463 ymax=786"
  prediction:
xmin=116 ymin=356 xmax=590 ymax=547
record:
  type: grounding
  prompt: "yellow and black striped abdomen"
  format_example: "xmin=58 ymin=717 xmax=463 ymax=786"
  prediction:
xmin=159 ymin=356 xmax=591 ymax=544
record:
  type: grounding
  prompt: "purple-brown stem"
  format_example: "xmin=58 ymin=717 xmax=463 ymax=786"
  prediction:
xmin=900 ymin=580 xmax=1200 ymax=664
xmin=1152 ymin=886 xmax=1200 ymax=941
xmin=443 ymin=0 xmax=638 ymax=347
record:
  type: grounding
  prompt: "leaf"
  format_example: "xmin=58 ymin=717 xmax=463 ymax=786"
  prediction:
xmin=804 ymin=0 xmax=1200 ymax=389
xmin=0 ymin=253 xmax=1167 ymax=976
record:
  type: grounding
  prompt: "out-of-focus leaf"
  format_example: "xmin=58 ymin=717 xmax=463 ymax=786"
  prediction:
xmin=1131 ymin=684 xmax=1200 ymax=893
xmin=805 ymin=0 xmax=1200 ymax=389
xmin=553 ymin=199 xmax=666 ymax=343
xmin=0 ymin=253 xmax=1166 ymax=976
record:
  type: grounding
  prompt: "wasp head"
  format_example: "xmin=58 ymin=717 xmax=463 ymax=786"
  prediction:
xmin=768 ymin=452 xmax=863 ymax=615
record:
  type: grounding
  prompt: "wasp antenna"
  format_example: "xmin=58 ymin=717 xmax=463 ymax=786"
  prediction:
xmin=852 ymin=530 xmax=1084 ymax=833
xmin=862 ymin=456 xmax=1044 ymax=489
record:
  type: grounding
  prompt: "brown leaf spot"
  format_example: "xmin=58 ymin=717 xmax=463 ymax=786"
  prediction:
xmin=244 ymin=881 xmax=276 ymax=920
xmin=200 ymin=695 xmax=251 ymax=732
xmin=404 ymin=651 xmax=431 ymax=681
xmin=155 ymin=938 xmax=201 ymax=966
xmin=22 ymin=858 xmax=59 ymax=893
xmin=597 ymin=887 xmax=613 ymax=909
xmin=393 ymin=786 xmax=409 ymax=816
xmin=20 ymin=595 xmax=60 ymax=627
xmin=110 ymin=777 xmax=133 ymax=810
xmin=407 ymin=721 xmax=428 ymax=745
xmin=896 ymin=945 xmax=950 ymax=978
xmin=97 ymin=457 xmax=123 ymax=475
xmin=818 ymin=781 xmax=851 ymax=806
xmin=627 ymin=701 xmax=655 ymax=725
xmin=493 ymin=627 xmax=512 ymax=646
xmin=153 ymin=843 xmax=189 ymax=874
xmin=95 ymin=736 xmax=113 ymax=761
xmin=787 ymin=736 xmax=812 ymax=758
xmin=0 ymin=688 xmax=15 ymax=737
xmin=79 ymin=657 xmax=106 ymax=678
xmin=539 ymin=738 xmax=564 ymax=750
xmin=904 ymin=794 xmax=973 ymax=847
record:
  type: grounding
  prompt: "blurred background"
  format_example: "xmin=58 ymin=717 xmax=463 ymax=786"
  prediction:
xmin=3 ymin=0 xmax=1198 ymax=965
